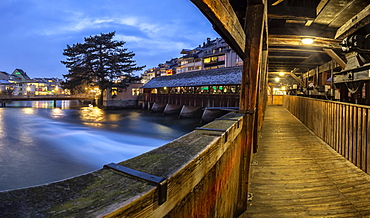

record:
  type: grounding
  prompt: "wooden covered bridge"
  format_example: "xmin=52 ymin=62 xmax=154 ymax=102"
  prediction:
xmin=1 ymin=0 xmax=370 ymax=217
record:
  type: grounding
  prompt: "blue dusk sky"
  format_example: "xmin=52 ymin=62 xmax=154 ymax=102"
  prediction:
xmin=0 ymin=0 xmax=219 ymax=78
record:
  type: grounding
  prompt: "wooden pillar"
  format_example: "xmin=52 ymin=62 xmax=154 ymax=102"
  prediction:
xmin=237 ymin=2 xmax=265 ymax=212
xmin=365 ymin=82 xmax=370 ymax=105
xmin=255 ymin=47 xmax=268 ymax=151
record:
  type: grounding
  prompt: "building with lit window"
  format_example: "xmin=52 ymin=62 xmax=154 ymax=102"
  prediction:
xmin=176 ymin=48 xmax=203 ymax=74
xmin=141 ymin=38 xmax=243 ymax=82
xmin=177 ymin=38 xmax=243 ymax=73
xmin=0 ymin=72 xmax=13 ymax=94
xmin=104 ymin=82 xmax=143 ymax=109
xmin=141 ymin=68 xmax=156 ymax=84
xmin=0 ymin=69 xmax=63 ymax=96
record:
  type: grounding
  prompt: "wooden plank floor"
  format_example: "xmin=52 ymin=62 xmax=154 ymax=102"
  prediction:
xmin=240 ymin=106 xmax=370 ymax=218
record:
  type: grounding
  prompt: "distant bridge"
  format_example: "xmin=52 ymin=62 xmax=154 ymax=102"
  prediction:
xmin=0 ymin=95 xmax=95 ymax=107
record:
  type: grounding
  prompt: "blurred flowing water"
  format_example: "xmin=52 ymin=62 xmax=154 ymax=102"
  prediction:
xmin=0 ymin=100 xmax=200 ymax=191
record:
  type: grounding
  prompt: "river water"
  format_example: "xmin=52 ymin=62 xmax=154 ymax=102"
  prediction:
xmin=0 ymin=100 xmax=200 ymax=191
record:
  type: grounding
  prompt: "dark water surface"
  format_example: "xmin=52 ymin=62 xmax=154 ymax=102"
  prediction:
xmin=0 ymin=101 xmax=200 ymax=191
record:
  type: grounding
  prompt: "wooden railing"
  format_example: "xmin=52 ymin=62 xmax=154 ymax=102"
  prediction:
xmin=284 ymin=95 xmax=370 ymax=173
xmin=144 ymin=93 xmax=240 ymax=108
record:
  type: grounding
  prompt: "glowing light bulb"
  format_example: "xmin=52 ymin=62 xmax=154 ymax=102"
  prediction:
xmin=302 ymin=38 xmax=314 ymax=45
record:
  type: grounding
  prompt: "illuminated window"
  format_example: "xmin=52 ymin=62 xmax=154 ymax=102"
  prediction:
xmin=111 ymin=88 xmax=118 ymax=98
xmin=132 ymin=88 xmax=139 ymax=96
xmin=166 ymin=69 xmax=173 ymax=75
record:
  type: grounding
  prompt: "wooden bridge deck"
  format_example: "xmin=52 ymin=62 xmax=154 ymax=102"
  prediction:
xmin=241 ymin=106 xmax=370 ymax=217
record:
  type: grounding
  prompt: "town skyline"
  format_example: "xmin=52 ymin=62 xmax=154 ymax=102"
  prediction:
xmin=0 ymin=0 xmax=219 ymax=78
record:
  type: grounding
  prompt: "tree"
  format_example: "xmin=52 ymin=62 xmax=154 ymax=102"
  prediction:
xmin=61 ymin=32 xmax=145 ymax=107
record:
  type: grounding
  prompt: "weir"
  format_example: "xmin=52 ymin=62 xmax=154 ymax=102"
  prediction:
xmin=149 ymin=99 xmax=241 ymax=123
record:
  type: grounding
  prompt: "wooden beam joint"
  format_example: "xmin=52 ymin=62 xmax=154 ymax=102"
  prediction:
xmin=323 ymin=48 xmax=346 ymax=69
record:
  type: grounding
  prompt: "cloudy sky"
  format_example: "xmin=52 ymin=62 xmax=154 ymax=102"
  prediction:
xmin=0 ymin=0 xmax=219 ymax=78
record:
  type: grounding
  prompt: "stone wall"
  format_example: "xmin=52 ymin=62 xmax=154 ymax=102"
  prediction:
xmin=103 ymin=99 xmax=138 ymax=109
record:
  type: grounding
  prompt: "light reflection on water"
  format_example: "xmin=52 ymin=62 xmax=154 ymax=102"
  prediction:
xmin=51 ymin=108 xmax=64 ymax=119
xmin=79 ymin=107 xmax=109 ymax=127
xmin=0 ymin=101 xmax=200 ymax=191
xmin=22 ymin=108 xmax=35 ymax=115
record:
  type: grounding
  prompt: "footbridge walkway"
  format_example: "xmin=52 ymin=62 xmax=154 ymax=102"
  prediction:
xmin=241 ymin=105 xmax=370 ymax=217
xmin=0 ymin=95 xmax=95 ymax=107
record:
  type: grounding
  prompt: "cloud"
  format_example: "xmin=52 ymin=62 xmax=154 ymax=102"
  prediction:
xmin=115 ymin=34 xmax=187 ymax=52
xmin=118 ymin=17 xmax=138 ymax=26
xmin=114 ymin=35 xmax=142 ymax=43
xmin=64 ymin=16 xmax=116 ymax=32
xmin=41 ymin=14 xmax=160 ymax=38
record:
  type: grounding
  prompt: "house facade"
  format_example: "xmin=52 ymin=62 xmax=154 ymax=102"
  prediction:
xmin=103 ymin=82 xmax=143 ymax=109
xmin=141 ymin=37 xmax=243 ymax=82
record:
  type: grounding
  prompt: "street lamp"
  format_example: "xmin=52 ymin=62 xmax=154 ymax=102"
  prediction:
xmin=54 ymin=86 xmax=59 ymax=95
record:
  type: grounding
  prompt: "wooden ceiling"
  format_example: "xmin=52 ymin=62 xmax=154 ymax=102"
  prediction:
xmin=191 ymin=0 xmax=370 ymax=84
xmin=265 ymin=0 xmax=369 ymax=79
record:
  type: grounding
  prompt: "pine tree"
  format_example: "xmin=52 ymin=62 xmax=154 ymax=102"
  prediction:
xmin=61 ymin=32 xmax=145 ymax=107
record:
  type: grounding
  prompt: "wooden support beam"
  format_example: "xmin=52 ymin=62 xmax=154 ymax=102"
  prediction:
xmin=268 ymin=62 xmax=327 ymax=68
xmin=268 ymin=6 xmax=316 ymax=20
xmin=335 ymin=4 xmax=370 ymax=39
xmin=287 ymin=72 xmax=303 ymax=86
xmin=271 ymin=0 xmax=284 ymax=6
xmin=239 ymin=4 xmax=265 ymax=112
xmin=268 ymin=47 xmax=326 ymax=53
xmin=269 ymin=27 xmax=337 ymax=39
xmin=268 ymin=55 xmax=308 ymax=59
xmin=316 ymin=0 xmax=330 ymax=15
xmin=323 ymin=48 xmax=346 ymax=69
xmin=268 ymin=34 xmax=341 ymax=49
xmin=190 ymin=0 xmax=246 ymax=58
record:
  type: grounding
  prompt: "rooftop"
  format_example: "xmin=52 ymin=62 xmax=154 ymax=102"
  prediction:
xmin=141 ymin=66 xmax=242 ymax=89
